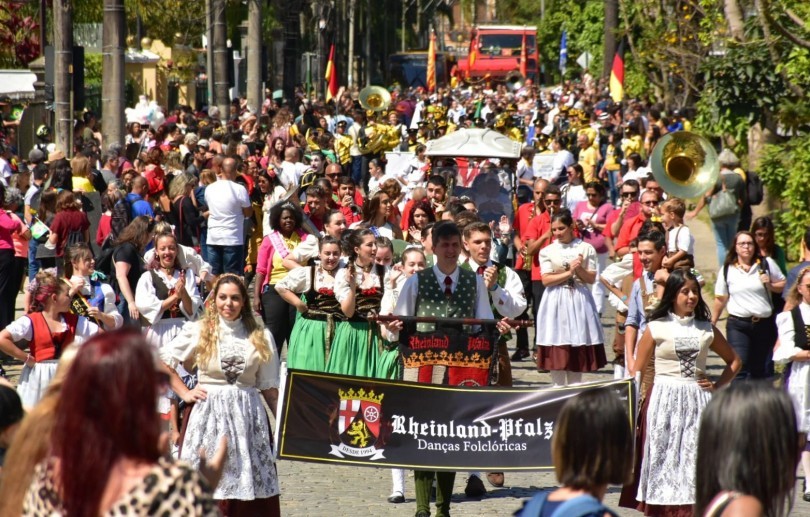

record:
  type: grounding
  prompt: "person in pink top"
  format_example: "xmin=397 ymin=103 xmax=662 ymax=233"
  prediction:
xmin=0 ymin=184 xmax=32 ymax=328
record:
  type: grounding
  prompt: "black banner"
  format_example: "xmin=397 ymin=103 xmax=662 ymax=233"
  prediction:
xmin=277 ymin=370 xmax=636 ymax=471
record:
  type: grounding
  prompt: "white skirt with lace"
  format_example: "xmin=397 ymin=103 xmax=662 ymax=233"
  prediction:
xmin=16 ymin=360 xmax=59 ymax=407
xmin=180 ymin=384 xmax=279 ymax=500
xmin=637 ymin=376 xmax=711 ymax=506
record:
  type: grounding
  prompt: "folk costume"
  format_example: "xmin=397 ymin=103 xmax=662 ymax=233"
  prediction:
xmin=775 ymin=302 xmax=810 ymax=433
xmin=67 ymin=274 xmax=123 ymax=329
xmin=163 ymin=318 xmax=281 ymax=511
xmin=635 ymin=313 xmax=714 ymax=516
xmin=275 ymin=265 xmax=342 ymax=372
xmin=394 ymin=265 xmax=494 ymax=517
xmin=325 ymin=263 xmax=390 ymax=378
xmin=135 ymin=267 xmax=201 ymax=414
xmin=536 ymin=238 xmax=606 ymax=380
xmin=460 ymin=257 xmax=527 ymax=386
xmin=7 ymin=312 xmax=98 ymax=406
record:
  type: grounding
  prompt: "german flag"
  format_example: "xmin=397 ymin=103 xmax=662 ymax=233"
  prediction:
xmin=325 ymin=44 xmax=339 ymax=102
xmin=609 ymin=39 xmax=625 ymax=103
xmin=427 ymin=31 xmax=436 ymax=92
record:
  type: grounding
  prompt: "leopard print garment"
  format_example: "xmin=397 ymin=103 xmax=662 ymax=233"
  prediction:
xmin=22 ymin=457 xmax=220 ymax=516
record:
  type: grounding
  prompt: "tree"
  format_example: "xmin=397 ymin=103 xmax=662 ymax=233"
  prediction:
xmin=102 ymin=0 xmax=126 ymax=148
xmin=0 ymin=2 xmax=40 ymax=68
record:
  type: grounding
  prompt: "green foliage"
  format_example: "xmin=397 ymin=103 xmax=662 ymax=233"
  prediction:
xmin=758 ymin=135 xmax=810 ymax=258
xmin=84 ymin=53 xmax=103 ymax=88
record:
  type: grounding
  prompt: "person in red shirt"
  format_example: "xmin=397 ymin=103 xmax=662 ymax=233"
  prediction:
xmin=303 ymin=185 xmax=328 ymax=232
xmin=605 ymin=180 xmax=641 ymax=257
xmin=47 ymin=190 xmax=90 ymax=266
xmin=614 ymin=189 xmax=660 ymax=257
xmin=335 ymin=176 xmax=363 ymax=226
xmin=511 ymin=178 xmax=549 ymax=360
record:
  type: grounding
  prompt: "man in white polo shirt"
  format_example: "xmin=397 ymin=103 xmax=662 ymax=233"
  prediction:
xmin=204 ymin=157 xmax=252 ymax=275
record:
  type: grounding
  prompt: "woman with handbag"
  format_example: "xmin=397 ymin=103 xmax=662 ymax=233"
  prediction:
xmin=713 ymin=231 xmax=785 ymax=382
xmin=686 ymin=150 xmax=746 ymax=266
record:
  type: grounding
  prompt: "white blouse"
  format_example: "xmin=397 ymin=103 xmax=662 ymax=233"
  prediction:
xmin=774 ymin=302 xmax=810 ymax=364
xmin=715 ymin=257 xmax=785 ymax=318
xmin=69 ymin=275 xmax=123 ymax=329
xmin=6 ymin=314 xmax=99 ymax=344
xmin=334 ymin=264 xmax=391 ymax=303
xmin=162 ymin=317 xmax=280 ymax=390
xmin=135 ymin=268 xmax=202 ymax=325
xmin=275 ymin=265 xmax=339 ymax=294
xmin=539 ymin=238 xmax=597 ymax=286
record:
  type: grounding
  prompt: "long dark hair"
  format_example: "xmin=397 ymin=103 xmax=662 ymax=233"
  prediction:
xmin=724 ymin=231 xmax=762 ymax=267
xmin=751 ymin=216 xmax=776 ymax=255
xmin=113 ymin=215 xmax=154 ymax=251
xmin=647 ymin=268 xmax=710 ymax=322
xmin=51 ymin=330 xmax=162 ymax=517
xmin=695 ymin=382 xmax=798 ymax=517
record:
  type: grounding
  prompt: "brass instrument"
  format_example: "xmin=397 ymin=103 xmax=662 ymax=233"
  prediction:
xmin=505 ymin=70 xmax=524 ymax=91
xmin=358 ymin=86 xmax=391 ymax=112
xmin=649 ymin=131 xmax=719 ymax=199
xmin=522 ymin=208 xmax=537 ymax=270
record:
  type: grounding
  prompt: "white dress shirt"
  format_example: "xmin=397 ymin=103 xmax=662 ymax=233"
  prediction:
xmin=460 ymin=257 xmax=527 ymax=319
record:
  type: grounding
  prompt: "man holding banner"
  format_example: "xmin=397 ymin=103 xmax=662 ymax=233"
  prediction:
xmin=389 ymin=221 xmax=511 ymax=517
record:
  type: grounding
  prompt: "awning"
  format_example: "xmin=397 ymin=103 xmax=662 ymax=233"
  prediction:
xmin=425 ymin=128 xmax=522 ymax=159
xmin=0 ymin=70 xmax=36 ymax=101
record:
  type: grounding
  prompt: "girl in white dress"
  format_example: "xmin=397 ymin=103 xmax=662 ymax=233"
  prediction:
xmin=774 ymin=265 xmax=810 ymax=500
xmin=536 ymin=209 xmax=605 ymax=386
xmin=162 ymin=274 xmax=281 ymax=515
xmin=0 ymin=270 xmax=99 ymax=406
xmin=631 ymin=268 xmax=740 ymax=516
xmin=136 ymin=232 xmax=201 ymax=416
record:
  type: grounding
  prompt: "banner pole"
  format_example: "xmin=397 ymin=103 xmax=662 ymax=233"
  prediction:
xmin=368 ymin=314 xmax=532 ymax=327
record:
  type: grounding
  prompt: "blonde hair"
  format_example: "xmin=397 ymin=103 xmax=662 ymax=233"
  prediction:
xmin=196 ymin=274 xmax=271 ymax=367
xmin=662 ymin=197 xmax=686 ymax=219
xmin=786 ymin=266 xmax=810 ymax=308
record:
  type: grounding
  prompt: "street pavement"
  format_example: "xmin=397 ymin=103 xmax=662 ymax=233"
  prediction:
xmin=6 ymin=217 xmax=810 ymax=515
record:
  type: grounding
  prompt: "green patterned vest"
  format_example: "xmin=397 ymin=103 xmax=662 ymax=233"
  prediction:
xmin=414 ymin=267 xmax=478 ymax=333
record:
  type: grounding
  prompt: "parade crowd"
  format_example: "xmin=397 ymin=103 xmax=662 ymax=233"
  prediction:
xmin=0 ymin=74 xmax=807 ymax=517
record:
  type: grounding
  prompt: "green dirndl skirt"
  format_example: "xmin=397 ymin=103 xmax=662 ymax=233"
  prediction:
xmin=325 ymin=320 xmax=378 ymax=377
xmin=286 ymin=316 xmax=329 ymax=372
xmin=375 ymin=343 xmax=401 ymax=380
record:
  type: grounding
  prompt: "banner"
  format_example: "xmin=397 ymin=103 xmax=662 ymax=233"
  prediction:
xmin=277 ymin=371 xmax=635 ymax=472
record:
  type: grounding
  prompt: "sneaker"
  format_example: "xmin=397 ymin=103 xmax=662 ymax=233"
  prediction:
xmin=464 ymin=475 xmax=486 ymax=498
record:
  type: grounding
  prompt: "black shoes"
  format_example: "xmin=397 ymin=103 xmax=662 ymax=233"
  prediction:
xmin=388 ymin=492 xmax=405 ymax=503
xmin=464 ymin=475 xmax=486 ymax=498
xmin=511 ymin=349 xmax=530 ymax=361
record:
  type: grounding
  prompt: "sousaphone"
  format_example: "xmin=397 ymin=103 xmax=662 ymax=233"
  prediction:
xmin=359 ymin=86 xmax=391 ymax=112
xmin=650 ymin=131 xmax=719 ymax=199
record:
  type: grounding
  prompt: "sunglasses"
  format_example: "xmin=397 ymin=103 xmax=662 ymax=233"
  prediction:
xmin=326 ymin=173 xmax=341 ymax=178
xmin=621 ymin=191 xmax=638 ymax=198
xmin=642 ymin=201 xmax=659 ymax=206
xmin=544 ymin=198 xmax=561 ymax=204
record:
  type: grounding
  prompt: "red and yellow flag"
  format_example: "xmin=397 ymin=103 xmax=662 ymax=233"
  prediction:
xmin=427 ymin=31 xmax=436 ymax=92
xmin=467 ymin=30 xmax=478 ymax=77
xmin=325 ymin=44 xmax=339 ymax=102
xmin=609 ymin=39 xmax=626 ymax=103
xmin=519 ymin=29 xmax=528 ymax=78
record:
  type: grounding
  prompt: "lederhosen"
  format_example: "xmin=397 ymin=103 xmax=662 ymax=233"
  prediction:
xmin=301 ymin=266 xmax=344 ymax=362
xmin=665 ymin=226 xmax=695 ymax=270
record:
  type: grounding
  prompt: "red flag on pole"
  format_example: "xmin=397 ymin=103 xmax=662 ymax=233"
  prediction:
xmin=325 ymin=44 xmax=339 ymax=102
xmin=427 ymin=31 xmax=436 ymax=92
xmin=520 ymin=29 xmax=527 ymax=78
xmin=467 ymin=29 xmax=478 ymax=78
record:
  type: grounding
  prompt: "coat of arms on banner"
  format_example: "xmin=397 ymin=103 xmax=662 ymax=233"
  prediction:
xmin=330 ymin=388 xmax=386 ymax=461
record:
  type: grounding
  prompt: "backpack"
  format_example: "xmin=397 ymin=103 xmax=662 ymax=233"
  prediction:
xmin=746 ymin=170 xmax=764 ymax=206
xmin=66 ymin=228 xmax=86 ymax=247
xmin=515 ymin=492 xmax=618 ymax=517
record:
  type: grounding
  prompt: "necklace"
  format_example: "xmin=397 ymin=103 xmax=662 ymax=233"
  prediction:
xmin=161 ymin=265 xmax=175 ymax=276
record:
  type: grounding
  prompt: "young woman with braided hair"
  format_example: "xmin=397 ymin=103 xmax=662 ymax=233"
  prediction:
xmin=163 ymin=274 xmax=281 ymax=515
xmin=0 ymin=270 xmax=98 ymax=407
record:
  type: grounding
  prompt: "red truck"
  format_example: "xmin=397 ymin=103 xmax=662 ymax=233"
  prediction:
xmin=455 ymin=25 xmax=539 ymax=83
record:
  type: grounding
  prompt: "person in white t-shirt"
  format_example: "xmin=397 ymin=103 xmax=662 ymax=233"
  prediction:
xmin=279 ymin=147 xmax=308 ymax=191
xmin=203 ymin=157 xmax=253 ymax=275
xmin=367 ymin=159 xmax=398 ymax=195
xmin=660 ymin=198 xmax=695 ymax=271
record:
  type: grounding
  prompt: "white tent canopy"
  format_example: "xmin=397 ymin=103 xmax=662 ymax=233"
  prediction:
xmin=425 ymin=128 xmax=522 ymax=159
xmin=0 ymin=70 xmax=36 ymax=101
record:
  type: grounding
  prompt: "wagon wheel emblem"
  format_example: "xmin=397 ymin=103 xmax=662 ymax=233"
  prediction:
xmin=364 ymin=406 xmax=380 ymax=423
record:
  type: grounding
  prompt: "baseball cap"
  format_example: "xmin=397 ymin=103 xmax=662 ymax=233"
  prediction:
xmin=28 ymin=148 xmax=46 ymax=164
xmin=197 ymin=139 xmax=210 ymax=149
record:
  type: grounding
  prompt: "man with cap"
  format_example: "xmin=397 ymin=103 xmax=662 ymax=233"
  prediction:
xmin=186 ymin=139 xmax=208 ymax=177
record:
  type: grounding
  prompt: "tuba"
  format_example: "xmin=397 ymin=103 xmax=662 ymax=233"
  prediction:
xmin=505 ymin=70 xmax=524 ymax=91
xmin=649 ymin=131 xmax=719 ymax=199
xmin=359 ymin=86 xmax=391 ymax=112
